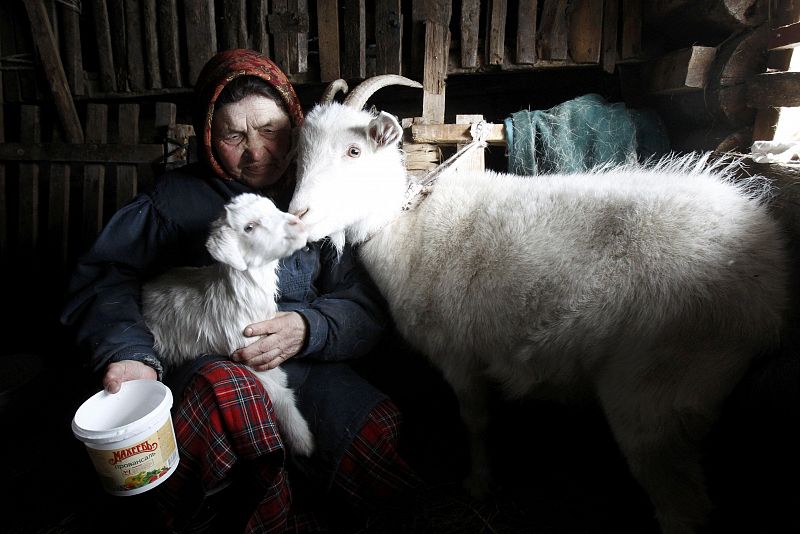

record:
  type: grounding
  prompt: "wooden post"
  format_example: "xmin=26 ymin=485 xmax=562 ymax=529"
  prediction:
xmin=116 ymin=104 xmax=140 ymax=211
xmin=461 ymin=0 xmax=480 ymax=68
xmin=412 ymin=0 xmax=451 ymax=77
xmin=22 ymin=0 xmax=84 ymax=143
xmin=83 ymin=105 xmax=108 ymax=245
xmin=621 ymin=0 xmax=643 ymax=60
xmin=158 ymin=0 xmax=182 ymax=87
xmin=252 ymin=0 xmax=271 ymax=58
xmin=342 ymin=0 xmax=366 ymax=79
xmin=92 ymin=0 xmax=117 ymax=92
xmin=142 ymin=0 xmax=162 ymax=89
xmin=516 ymin=0 xmax=538 ymax=65
xmin=106 ymin=0 xmax=128 ymax=91
xmin=486 ymin=0 xmax=508 ymax=65
xmin=455 ymin=115 xmax=486 ymax=171
xmin=47 ymin=131 xmax=70 ymax=267
xmin=316 ymin=0 xmax=340 ymax=81
xmin=375 ymin=0 xmax=403 ymax=75
xmin=290 ymin=0 xmax=309 ymax=74
xmin=184 ymin=0 xmax=217 ymax=84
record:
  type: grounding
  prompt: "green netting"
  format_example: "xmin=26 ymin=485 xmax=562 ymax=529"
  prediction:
xmin=504 ymin=93 xmax=670 ymax=176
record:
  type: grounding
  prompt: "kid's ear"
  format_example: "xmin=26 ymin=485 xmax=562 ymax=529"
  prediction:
xmin=368 ymin=112 xmax=402 ymax=148
xmin=206 ymin=224 xmax=248 ymax=271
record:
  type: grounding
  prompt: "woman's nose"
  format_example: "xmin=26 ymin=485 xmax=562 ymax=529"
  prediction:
xmin=244 ymin=137 xmax=266 ymax=160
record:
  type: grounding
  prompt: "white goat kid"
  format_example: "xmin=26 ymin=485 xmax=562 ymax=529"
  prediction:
xmin=289 ymin=76 xmax=788 ymax=533
xmin=143 ymin=192 xmax=314 ymax=456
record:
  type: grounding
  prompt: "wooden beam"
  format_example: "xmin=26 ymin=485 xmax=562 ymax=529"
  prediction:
xmin=646 ymin=46 xmax=717 ymax=95
xmin=486 ymin=0 xmax=508 ymax=65
xmin=0 ymin=144 xmax=163 ymax=164
xmin=22 ymin=0 xmax=84 ymax=143
xmin=411 ymin=123 xmax=506 ymax=145
xmin=569 ymin=0 xmax=603 ymax=64
xmin=516 ymin=0 xmax=538 ymax=64
xmin=770 ymin=22 xmax=800 ymax=51
xmin=747 ymin=72 xmax=800 ymax=109
xmin=116 ymin=104 xmax=140 ymax=210
xmin=342 ymin=0 xmax=366 ymax=79
xmin=142 ymin=0 xmax=162 ymax=89
xmin=316 ymin=0 xmax=340 ymax=81
xmin=620 ymin=0 xmax=643 ymax=60
xmin=455 ymin=114 xmax=486 ymax=171
xmin=222 ymin=0 xmax=248 ymax=49
xmin=183 ymin=0 xmax=217 ymax=84
xmin=290 ymin=0 xmax=309 ymax=74
xmin=252 ymin=0 xmax=271 ymax=58
xmin=412 ymin=0 xmax=451 ymax=77
xmin=375 ymin=0 xmax=403 ymax=74
xmin=106 ymin=0 xmax=128 ymax=91
xmin=18 ymin=106 xmax=40 ymax=256
xmin=47 ymin=148 xmax=70 ymax=267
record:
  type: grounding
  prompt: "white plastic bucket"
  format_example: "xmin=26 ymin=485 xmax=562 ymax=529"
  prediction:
xmin=72 ymin=380 xmax=180 ymax=496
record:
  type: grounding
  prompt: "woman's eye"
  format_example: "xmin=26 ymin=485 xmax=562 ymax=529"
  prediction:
xmin=225 ymin=134 xmax=242 ymax=144
xmin=346 ymin=145 xmax=361 ymax=158
xmin=244 ymin=222 xmax=255 ymax=233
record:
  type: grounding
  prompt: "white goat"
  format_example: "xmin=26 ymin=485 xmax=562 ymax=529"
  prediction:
xmin=143 ymin=193 xmax=314 ymax=456
xmin=288 ymin=76 xmax=788 ymax=533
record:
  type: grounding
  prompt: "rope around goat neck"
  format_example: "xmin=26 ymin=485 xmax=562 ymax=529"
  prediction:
xmin=401 ymin=120 xmax=491 ymax=211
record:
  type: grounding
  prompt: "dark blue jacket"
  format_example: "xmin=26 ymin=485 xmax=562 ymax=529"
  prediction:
xmin=61 ymin=163 xmax=390 ymax=484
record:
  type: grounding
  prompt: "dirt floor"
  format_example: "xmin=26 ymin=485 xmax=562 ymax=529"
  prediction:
xmin=2 ymin=343 xmax=799 ymax=534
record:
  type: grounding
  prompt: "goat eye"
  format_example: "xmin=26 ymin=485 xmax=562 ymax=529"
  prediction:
xmin=346 ymin=144 xmax=361 ymax=158
xmin=244 ymin=222 xmax=256 ymax=233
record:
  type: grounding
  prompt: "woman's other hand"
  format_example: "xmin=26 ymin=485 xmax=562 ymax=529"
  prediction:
xmin=233 ymin=311 xmax=308 ymax=371
xmin=104 ymin=360 xmax=158 ymax=393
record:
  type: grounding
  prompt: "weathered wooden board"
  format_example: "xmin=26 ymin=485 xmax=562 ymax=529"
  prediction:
xmin=342 ymin=0 xmax=366 ymax=79
xmin=157 ymin=0 xmax=182 ymax=87
xmin=0 ymin=144 xmax=163 ymax=163
xmin=106 ymin=0 xmax=128 ymax=91
xmin=422 ymin=21 xmax=449 ymax=124
xmin=375 ymin=0 xmax=403 ymax=74
xmin=770 ymin=22 xmax=800 ymax=51
xmin=569 ymin=0 xmax=603 ymax=64
xmin=538 ymin=0 xmax=569 ymax=61
xmin=455 ymin=114 xmax=486 ymax=171
xmin=183 ymin=0 xmax=217 ymax=85
xmin=486 ymin=0 xmax=507 ymax=65
xmin=91 ymin=0 xmax=117 ymax=92
xmin=47 ymin=150 xmax=70 ymax=267
xmin=222 ymin=0 xmax=248 ymax=50
xmin=602 ymin=0 xmax=619 ymax=73
xmin=124 ymin=0 xmax=146 ymax=91
xmin=620 ymin=0 xmax=642 ymax=60
xmin=461 ymin=0 xmax=480 ymax=68
xmin=316 ymin=0 xmax=340 ymax=81
xmin=252 ymin=0 xmax=271 ymax=58
xmin=411 ymin=123 xmax=506 ymax=145
xmin=646 ymin=46 xmax=717 ymax=95
xmin=516 ymin=0 xmax=538 ymax=65
xmin=142 ymin=0 xmax=162 ymax=89
xmin=18 ymin=105 xmax=41 ymax=254
xmin=59 ymin=1 xmax=83 ymax=95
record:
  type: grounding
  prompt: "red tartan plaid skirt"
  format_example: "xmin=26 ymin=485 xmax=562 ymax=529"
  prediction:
xmin=154 ymin=360 xmax=419 ymax=533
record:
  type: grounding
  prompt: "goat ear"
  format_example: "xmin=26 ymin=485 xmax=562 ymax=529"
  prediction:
xmin=206 ymin=224 xmax=248 ymax=271
xmin=368 ymin=112 xmax=402 ymax=148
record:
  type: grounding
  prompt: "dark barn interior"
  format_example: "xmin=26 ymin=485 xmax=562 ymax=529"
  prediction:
xmin=1 ymin=0 xmax=800 ymax=532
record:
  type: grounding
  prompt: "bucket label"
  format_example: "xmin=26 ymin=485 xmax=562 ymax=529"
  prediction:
xmin=85 ymin=419 xmax=178 ymax=494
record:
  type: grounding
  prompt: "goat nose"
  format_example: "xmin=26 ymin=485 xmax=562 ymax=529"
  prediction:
xmin=292 ymin=208 xmax=309 ymax=219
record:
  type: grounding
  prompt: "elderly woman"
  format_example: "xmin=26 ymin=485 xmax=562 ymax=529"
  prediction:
xmin=62 ymin=49 xmax=419 ymax=532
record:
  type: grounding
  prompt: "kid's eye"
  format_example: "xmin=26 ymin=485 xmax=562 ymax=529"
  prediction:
xmin=346 ymin=144 xmax=361 ymax=158
xmin=244 ymin=222 xmax=256 ymax=233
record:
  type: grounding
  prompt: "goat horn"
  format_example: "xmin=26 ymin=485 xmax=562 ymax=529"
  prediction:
xmin=343 ymin=75 xmax=423 ymax=110
xmin=320 ymin=79 xmax=349 ymax=105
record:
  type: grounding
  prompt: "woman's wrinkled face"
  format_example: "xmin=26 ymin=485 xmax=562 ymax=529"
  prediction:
xmin=211 ymin=94 xmax=292 ymax=189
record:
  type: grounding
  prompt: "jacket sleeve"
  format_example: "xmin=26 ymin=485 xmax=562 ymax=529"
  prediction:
xmin=283 ymin=244 xmax=390 ymax=361
xmin=61 ymin=194 xmax=184 ymax=378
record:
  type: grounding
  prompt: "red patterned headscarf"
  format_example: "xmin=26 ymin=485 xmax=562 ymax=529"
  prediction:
xmin=193 ymin=49 xmax=304 ymax=181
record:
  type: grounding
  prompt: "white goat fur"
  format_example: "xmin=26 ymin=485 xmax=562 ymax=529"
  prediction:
xmin=142 ymin=193 xmax=314 ymax=456
xmin=290 ymin=102 xmax=787 ymax=533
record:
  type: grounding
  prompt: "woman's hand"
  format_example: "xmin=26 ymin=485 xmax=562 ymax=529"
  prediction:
xmin=233 ymin=311 xmax=308 ymax=371
xmin=104 ymin=360 xmax=158 ymax=393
